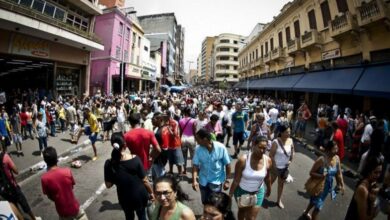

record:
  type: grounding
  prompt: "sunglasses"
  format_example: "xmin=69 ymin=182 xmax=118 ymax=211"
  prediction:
xmin=155 ymin=190 xmax=173 ymax=198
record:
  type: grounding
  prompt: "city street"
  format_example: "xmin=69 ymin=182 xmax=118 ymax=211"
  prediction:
xmin=11 ymin=131 xmax=387 ymax=219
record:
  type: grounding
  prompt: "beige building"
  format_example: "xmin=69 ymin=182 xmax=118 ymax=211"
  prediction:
xmin=197 ymin=53 xmax=202 ymax=85
xmin=238 ymin=0 xmax=390 ymax=79
xmin=200 ymin=37 xmax=215 ymax=83
xmin=212 ymin=33 xmax=246 ymax=85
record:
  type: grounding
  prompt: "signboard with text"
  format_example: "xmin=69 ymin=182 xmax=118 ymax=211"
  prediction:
xmin=322 ymin=48 xmax=341 ymax=61
xmin=9 ymin=34 xmax=50 ymax=58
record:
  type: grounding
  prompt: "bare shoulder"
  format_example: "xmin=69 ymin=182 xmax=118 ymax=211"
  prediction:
xmin=181 ymin=207 xmax=196 ymax=220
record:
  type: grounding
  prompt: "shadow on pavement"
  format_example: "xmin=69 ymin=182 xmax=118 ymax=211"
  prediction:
xmin=99 ymin=200 xmax=121 ymax=212
xmin=262 ymin=198 xmax=278 ymax=209
xmin=61 ymin=138 xmax=73 ymax=143
xmin=297 ymin=190 xmax=310 ymax=199
xmin=32 ymin=151 xmax=41 ymax=156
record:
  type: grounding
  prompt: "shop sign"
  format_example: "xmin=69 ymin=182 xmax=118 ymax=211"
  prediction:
xmin=322 ymin=48 xmax=341 ymax=61
xmin=9 ymin=34 xmax=50 ymax=58
xmin=285 ymin=60 xmax=295 ymax=68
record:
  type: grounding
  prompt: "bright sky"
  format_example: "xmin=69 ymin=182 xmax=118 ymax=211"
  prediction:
xmin=126 ymin=0 xmax=291 ymax=71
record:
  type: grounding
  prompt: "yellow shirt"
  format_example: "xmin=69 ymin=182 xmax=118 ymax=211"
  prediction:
xmin=58 ymin=108 xmax=66 ymax=120
xmin=87 ymin=113 xmax=100 ymax=133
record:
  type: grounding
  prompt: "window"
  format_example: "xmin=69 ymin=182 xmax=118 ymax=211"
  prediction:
xmin=138 ymin=36 xmax=141 ymax=47
xmin=261 ymin=45 xmax=264 ymax=57
xmin=256 ymin=49 xmax=258 ymax=59
xmin=265 ymin=42 xmax=268 ymax=54
xmin=118 ymin=22 xmax=124 ymax=35
xmin=116 ymin=46 xmax=121 ymax=59
xmin=43 ymin=2 xmax=55 ymax=17
xmin=220 ymin=48 xmax=230 ymax=52
xmin=54 ymin=8 xmax=65 ymax=21
xmin=320 ymin=1 xmax=331 ymax=28
xmin=126 ymin=28 xmax=130 ymax=40
xmin=270 ymin=38 xmax=274 ymax=51
xmin=66 ymin=14 xmax=74 ymax=25
xmin=233 ymin=40 xmax=238 ymax=44
xmin=278 ymin=32 xmax=283 ymax=48
xmin=32 ymin=0 xmax=44 ymax=12
xmin=294 ymin=20 xmax=301 ymax=38
xmin=144 ymin=46 xmax=148 ymax=51
xmin=220 ymin=39 xmax=229 ymax=43
xmin=234 ymin=49 xmax=238 ymax=52
xmin=308 ymin=9 xmax=317 ymax=30
xmin=20 ymin=0 xmax=33 ymax=7
xmin=219 ymin=56 xmax=229 ymax=61
xmin=336 ymin=0 xmax=349 ymax=13
xmin=81 ymin=21 xmax=88 ymax=31
xmin=285 ymin=27 xmax=291 ymax=42
xmin=124 ymin=50 xmax=128 ymax=62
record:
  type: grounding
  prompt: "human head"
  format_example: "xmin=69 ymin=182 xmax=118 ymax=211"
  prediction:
xmin=43 ymin=147 xmax=58 ymax=167
xmin=323 ymin=140 xmax=338 ymax=156
xmin=196 ymin=128 xmax=212 ymax=148
xmin=182 ymin=107 xmax=191 ymax=117
xmin=210 ymin=114 xmax=219 ymax=125
xmin=361 ymin=155 xmax=384 ymax=183
xmin=278 ymin=124 xmax=290 ymax=138
xmin=255 ymin=113 xmax=265 ymax=124
xmin=128 ymin=113 xmax=141 ymax=126
xmin=37 ymin=112 xmax=43 ymax=120
xmin=202 ymin=192 xmax=233 ymax=220
xmin=152 ymin=112 xmax=163 ymax=127
xmin=252 ymin=135 xmax=268 ymax=155
xmin=154 ymin=175 xmax=189 ymax=207
xmin=235 ymin=103 xmax=242 ymax=112
xmin=110 ymin=132 xmax=126 ymax=167
xmin=331 ymin=121 xmax=339 ymax=130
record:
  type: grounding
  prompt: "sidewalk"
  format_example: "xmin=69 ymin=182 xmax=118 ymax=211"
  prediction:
xmin=293 ymin=119 xmax=360 ymax=177
xmin=7 ymin=131 xmax=89 ymax=179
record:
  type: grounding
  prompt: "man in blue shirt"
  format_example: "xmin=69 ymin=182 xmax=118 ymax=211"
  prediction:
xmin=231 ymin=103 xmax=248 ymax=158
xmin=192 ymin=128 xmax=231 ymax=204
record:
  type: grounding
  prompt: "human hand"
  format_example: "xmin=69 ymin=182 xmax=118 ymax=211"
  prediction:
xmin=149 ymin=193 xmax=155 ymax=202
xmin=223 ymin=181 xmax=230 ymax=191
xmin=192 ymin=181 xmax=199 ymax=191
xmin=266 ymin=188 xmax=271 ymax=198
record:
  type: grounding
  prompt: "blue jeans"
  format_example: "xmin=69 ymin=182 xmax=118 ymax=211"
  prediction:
xmin=200 ymin=183 xmax=222 ymax=204
xmin=38 ymin=137 xmax=48 ymax=151
xmin=50 ymin=121 xmax=56 ymax=136
xmin=151 ymin=163 xmax=165 ymax=182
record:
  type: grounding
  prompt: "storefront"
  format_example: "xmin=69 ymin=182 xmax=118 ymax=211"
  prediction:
xmin=0 ymin=30 xmax=89 ymax=99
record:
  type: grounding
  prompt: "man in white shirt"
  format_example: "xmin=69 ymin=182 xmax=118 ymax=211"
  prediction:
xmin=360 ymin=116 xmax=376 ymax=158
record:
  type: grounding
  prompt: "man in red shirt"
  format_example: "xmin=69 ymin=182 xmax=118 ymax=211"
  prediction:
xmin=331 ymin=121 xmax=345 ymax=160
xmin=41 ymin=147 xmax=88 ymax=220
xmin=125 ymin=113 xmax=161 ymax=171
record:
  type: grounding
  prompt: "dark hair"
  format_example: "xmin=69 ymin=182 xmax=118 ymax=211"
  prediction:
xmin=253 ymin=135 xmax=268 ymax=145
xmin=110 ymin=132 xmax=126 ymax=170
xmin=368 ymin=128 xmax=385 ymax=158
xmin=182 ymin=107 xmax=191 ymax=116
xmin=196 ymin=128 xmax=212 ymax=141
xmin=360 ymin=155 xmax=384 ymax=179
xmin=43 ymin=147 xmax=58 ymax=167
xmin=128 ymin=113 xmax=141 ymax=125
xmin=154 ymin=175 xmax=190 ymax=202
xmin=210 ymin=114 xmax=219 ymax=122
xmin=205 ymin=192 xmax=235 ymax=220
xmin=331 ymin=121 xmax=339 ymax=129
xmin=324 ymin=140 xmax=337 ymax=152
xmin=277 ymin=124 xmax=289 ymax=137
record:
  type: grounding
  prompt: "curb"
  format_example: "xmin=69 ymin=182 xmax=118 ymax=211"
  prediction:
xmin=292 ymin=137 xmax=359 ymax=178
xmin=16 ymin=139 xmax=91 ymax=183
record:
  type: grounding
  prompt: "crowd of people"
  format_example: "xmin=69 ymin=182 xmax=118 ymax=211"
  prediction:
xmin=0 ymin=87 xmax=389 ymax=220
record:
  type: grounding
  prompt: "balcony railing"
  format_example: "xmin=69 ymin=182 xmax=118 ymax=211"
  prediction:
xmin=0 ymin=0 xmax=101 ymax=44
xmin=300 ymin=30 xmax=322 ymax=49
xmin=263 ymin=53 xmax=270 ymax=63
xmin=357 ymin=0 xmax=390 ymax=27
xmin=287 ymin=39 xmax=301 ymax=54
xmin=330 ymin=12 xmax=358 ymax=37
xmin=254 ymin=58 xmax=264 ymax=67
xmin=271 ymin=47 xmax=286 ymax=60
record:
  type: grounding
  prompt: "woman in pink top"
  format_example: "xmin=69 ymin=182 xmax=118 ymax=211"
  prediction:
xmin=179 ymin=107 xmax=196 ymax=175
xmin=204 ymin=114 xmax=223 ymax=142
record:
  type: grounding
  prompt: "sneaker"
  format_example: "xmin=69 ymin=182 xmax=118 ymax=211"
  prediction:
xmin=92 ymin=156 xmax=98 ymax=161
xmin=35 ymin=217 xmax=42 ymax=220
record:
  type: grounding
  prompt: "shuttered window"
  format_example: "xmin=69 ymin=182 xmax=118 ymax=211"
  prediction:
xmin=308 ymin=9 xmax=317 ymax=29
xmin=286 ymin=26 xmax=291 ymax=42
xmin=320 ymin=1 xmax=331 ymax=28
xmin=294 ymin=20 xmax=301 ymax=38
xmin=278 ymin=32 xmax=283 ymax=48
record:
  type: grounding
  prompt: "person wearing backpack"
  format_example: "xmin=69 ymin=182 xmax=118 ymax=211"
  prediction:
xmin=0 ymin=143 xmax=41 ymax=220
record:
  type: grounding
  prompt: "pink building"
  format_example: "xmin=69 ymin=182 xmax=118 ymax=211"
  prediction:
xmin=91 ymin=7 xmax=132 ymax=95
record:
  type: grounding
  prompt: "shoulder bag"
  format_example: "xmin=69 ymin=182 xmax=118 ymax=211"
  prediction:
xmin=304 ymin=157 xmax=326 ymax=197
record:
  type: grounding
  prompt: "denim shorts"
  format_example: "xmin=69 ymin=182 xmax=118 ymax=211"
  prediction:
xmin=89 ymin=133 xmax=98 ymax=145
xmin=168 ymin=148 xmax=184 ymax=166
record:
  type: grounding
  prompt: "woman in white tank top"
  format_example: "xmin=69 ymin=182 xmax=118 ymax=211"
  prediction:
xmin=229 ymin=136 xmax=272 ymax=220
xmin=269 ymin=124 xmax=294 ymax=209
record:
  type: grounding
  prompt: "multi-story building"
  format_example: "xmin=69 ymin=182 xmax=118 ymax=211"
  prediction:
xmin=138 ymin=13 xmax=184 ymax=86
xmin=196 ymin=53 xmax=202 ymax=85
xmin=127 ymin=12 xmax=144 ymax=92
xmin=91 ymin=6 xmax=132 ymax=94
xmin=0 ymin=0 xmax=104 ymax=97
xmin=212 ymin=33 xmax=246 ymax=86
xmin=237 ymin=0 xmax=390 ymax=110
xmin=189 ymin=69 xmax=197 ymax=85
xmin=200 ymin=37 xmax=215 ymax=84
xmin=175 ymin=25 xmax=185 ymax=84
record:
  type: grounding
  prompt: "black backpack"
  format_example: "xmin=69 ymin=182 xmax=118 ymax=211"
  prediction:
xmin=0 ymin=152 xmax=16 ymax=199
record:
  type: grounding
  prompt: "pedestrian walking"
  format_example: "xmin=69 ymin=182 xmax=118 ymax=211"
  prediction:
xmin=104 ymin=133 xmax=154 ymax=220
xmin=179 ymin=107 xmax=196 ymax=175
xmin=9 ymin=108 xmax=23 ymax=156
xmin=192 ymin=128 xmax=232 ymax=204
xmin=231 ymin=103 xmax=249 ymax=158
xmin=269 ymin=124 xmax=294 ymax=209
xmin=229 ymin=136 xmax=272 ymax=220
xmin=150 ymin=175 xmax=195 ymax=220
xmin=35 ymin=112 xmax=48 ymax=156
xmin=41 ymin=147 xmax=88 ymax=220
xmin=83 ymin=106 xmax=99 ymax=161
xmin=303 ymin=140 xmax=345 ymax=220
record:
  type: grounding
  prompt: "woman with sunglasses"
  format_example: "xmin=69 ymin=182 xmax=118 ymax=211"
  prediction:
xmin=229 ymin=135 xmax=272 ymax=220
xmin=150 ymin=175 xmax=195 ymax=220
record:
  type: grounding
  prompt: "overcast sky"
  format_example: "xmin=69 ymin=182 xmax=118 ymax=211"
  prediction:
xmin=126 ymin=0 xmax=290 ymax=71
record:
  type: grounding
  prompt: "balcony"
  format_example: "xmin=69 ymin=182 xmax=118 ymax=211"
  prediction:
xmin=254 ymin=58 xmax=264 ymax=67
xmin=271 ymin=47 xmax=286 ymax=61
xmin=0 ymin=0 xmax=102 ymax=48
xmin=330 ymin=12 xmax=358 ymax=38
xmin=357 ymin=0 xmax=390 ymax=27
xmin=287 ymin=39 xmax=301 ymax=55
xmin=263 ymin=53 xmax=270 ymax=64
xmin=300 ymin=29 xmax=322 ymax=49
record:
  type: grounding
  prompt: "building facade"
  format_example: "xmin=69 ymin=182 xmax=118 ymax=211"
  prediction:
xmin=91 ymin=7 xmax=131 ymax=95
xmin=175 ymin=25 xmax=185 ymax=84
xmin=200 ymin=37 xmax=215 ymax=84
xmin=236 ymin=0 xmax=390 ymax=111
xmin=138 ymin=13 xmax=184 ymax=86
xmin=0 ymin=0 xmax=104 ymax=97
xmin=212 ymin=33 xmax=245 ymax=85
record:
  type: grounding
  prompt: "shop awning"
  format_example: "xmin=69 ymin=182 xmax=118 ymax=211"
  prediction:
xmin=292 ymin=67 xmax=364 ymax=94
xmin=353 ymin=64 xmax=390 ymax=98
xmin=258 ymin=74 xmax=304 ymax=91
